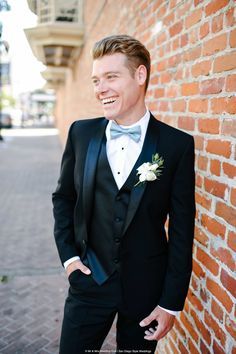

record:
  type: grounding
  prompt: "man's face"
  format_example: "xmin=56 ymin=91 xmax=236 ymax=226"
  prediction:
xmin=92 ymin=53 xmax=146 ymax=125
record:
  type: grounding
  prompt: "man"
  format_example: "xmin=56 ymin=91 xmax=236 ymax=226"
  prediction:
xmin=52 ymin=34 xmax=195 ymax=354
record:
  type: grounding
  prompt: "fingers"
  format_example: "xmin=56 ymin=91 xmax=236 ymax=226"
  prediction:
xmin=79 ymin=262 xmax=91 ymax=275
xmin=66 ymin=260 xmax=91 ymax=277
xmin=139 ymin=313 xmax=155 ymax=327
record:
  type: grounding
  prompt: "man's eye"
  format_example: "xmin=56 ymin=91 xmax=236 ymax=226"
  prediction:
xmin=107 ymin=75 xmax=116 ymax=79
xmin=92 ymin=79 xmax=99 ymax=85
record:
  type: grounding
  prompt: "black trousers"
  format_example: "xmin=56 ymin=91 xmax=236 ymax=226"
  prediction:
xmin=60 ymin=270 xmax=157 ymax=354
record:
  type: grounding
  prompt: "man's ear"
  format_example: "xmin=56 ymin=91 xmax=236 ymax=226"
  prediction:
xmin=136 ymin=65 xmax=147 ymax=86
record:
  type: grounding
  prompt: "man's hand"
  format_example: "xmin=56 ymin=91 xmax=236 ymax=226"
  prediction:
xmin=66 ymin=260 xmax=91 ymax=278
xmin=139 ymin=306 xmax=175 ymax=341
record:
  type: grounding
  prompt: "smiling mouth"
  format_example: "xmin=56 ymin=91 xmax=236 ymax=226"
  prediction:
xmin=101 ymin=97 xmax=117 ymax=105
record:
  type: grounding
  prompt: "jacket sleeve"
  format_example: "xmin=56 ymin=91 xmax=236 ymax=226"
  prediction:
xmin=52 ymin=122 xmax=79 ymax=265
xmin=158 ymin=136 xmax=196 ymax=311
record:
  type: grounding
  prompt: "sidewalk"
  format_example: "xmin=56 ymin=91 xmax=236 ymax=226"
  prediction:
xmin=0 ymin=126 xmax=115 ymax=354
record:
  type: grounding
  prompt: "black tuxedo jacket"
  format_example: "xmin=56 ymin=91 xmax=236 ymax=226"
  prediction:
xmin=52 ymin=114 xmax=195 ymax=315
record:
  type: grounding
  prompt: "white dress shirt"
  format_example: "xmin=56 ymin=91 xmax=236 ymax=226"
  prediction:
xmin=64 ymin=110 xmax=179 ymax=316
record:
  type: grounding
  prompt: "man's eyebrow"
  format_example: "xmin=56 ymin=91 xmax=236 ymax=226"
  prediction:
xmin=91 ymin=71 xmax=121 ymax=79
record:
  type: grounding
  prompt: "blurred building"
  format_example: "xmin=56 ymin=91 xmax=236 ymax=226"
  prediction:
xmin=25 ymin=0 xmax=84 ymax=90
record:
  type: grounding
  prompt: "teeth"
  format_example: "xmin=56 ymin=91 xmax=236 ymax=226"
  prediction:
xmin=102 ymin=97 xmax=116 ymax=104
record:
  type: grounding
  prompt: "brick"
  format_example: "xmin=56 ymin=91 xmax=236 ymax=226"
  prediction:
xmin=211 ymin=299 xmax=224 ymax=323
xmin=195 ymin=192 xmax=212 ymax=210
xmin=212 ymin=340 xmax=226 ymax=354
xmin=215 ymin=201 xmax=236 ymax=228
xmin=189 ymin=99 xmax=208 ymax=113
xmin=178 ymin=2 xmax=192 ymax=18
xmin=211 ymin=244 xmax=235 ymax=271
xmin=169 ymin=20 xmax=183 ymax=37
xmin=166 ymin=85 xmax=178 ymax=97
xmin=225 ymin=315 xmax=236 ymax=339
xmin=156 ymin=31 xmax=167 ymax=45
xmin=230 ymin=28 xmax=236 ymax=48
xmin=200 ymin=22 xmax=209 ymax=39
xmin=198 ymin=118 xmax=220 ymax=134
xmin=204 ymin=310 xmax=226 ymax=347
xmin=159 ymin=101 xmax=169 ymax=111
xmin=168 ymin=53 xmax=182 ymax=68
xmin=184 ymin=46 xmax=201 ymax=62
xmin=231 ymin=188 xmax=236 ymax=207
xmin=180 ymin=33 xmax=188 ymax=47
xmin=188 ymin=290 xmax=204 ymax=312
xmin=200 ymin=339 xmax=210 ymax=354
xmin=201 ymin=214 xmax=226 ymax=239
xmin=196 ymin=172 xmax=203 ymax=187
xmin=212 ymin=13 xmax=224 ymax=33
xmin=197 ymin=155 xmax=208 ymax=171
xmin=157 ymin=60 xmax=167 ymax=71
xmin=226 ymin=7 xmax=236 ymax=27
xmin=222 ymin=119 xmax=236 ymax=138
xmin=196 ymin=247 xmax=219 ymax=275
xmin=192 ymin=60 xmax=211 ymax=77
xmin=205 ymin=0 xmax=229 ymax=17
xmin=204 ymin=178 xmax=227 ymax=199
xmin=193 ymin=259 xmax=205 ymax=278
xmin=188 ymin=338 xmax=201 ymax=354
xmin=203 ymin=34 xmax=227 ymax=56
xmin=226 ymin=74 xmax=236 ymax=92
xmin=189 ymin=28 xmax=198 ymax=45
xmin=154 ymin=88 xmax=165 ymax=98
xmin=206 ymin=139 xmax=231 ymax=158
xmin=200 ymin=78 xmax=224 ymax=95
xmin=223 ymin=162 xmax=236 ymax=179
xmin=180 ymin=312 xmax=199 ymax=343
xmin=185 ymin=8 xmax=202 ymax=29
xmin=227 ymin=230 xmax=236 ymax=252
xmin=210 ymin=159 xmax=221 ymax=176
xmin=194 ymin=0 xmax=204 ymax=6
xmin=211 ymin=96 xmax=236 ymax=115
xmin=160 ymin=72 xmax=171 ymax=84
xmin=194 ymin=225 xmax=209 ymax=247
xmin=150 ymin=75 xmax=159 ymax=85
xmin=179 ymin=340 xmax=189 ymax=354
xmin=206 ymin=277 xmax=233 ymax=312
xmin=220 ymin=268 xmax=236 ymax=298
xmin=172 ymin=99 xmax=186 ymax=112
xmin=190 ymin=308 xmax=211 ymax=345
xmin=214 ymin=53 xmax=236 ymax=73
xmin=182 ymin=82 xmax=199 ymax=96
xmin=178 ymin=116 xmax=195 ymax=131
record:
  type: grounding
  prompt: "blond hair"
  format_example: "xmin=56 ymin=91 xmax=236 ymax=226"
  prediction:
xmin=92 ymin=35 xmax=151 ymax=91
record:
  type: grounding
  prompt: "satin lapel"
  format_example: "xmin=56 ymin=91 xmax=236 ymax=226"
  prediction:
xmin=83 ymin=118 xmax=108 ymax=226
xmin=122 ymin=115 xmax=159 ymax=235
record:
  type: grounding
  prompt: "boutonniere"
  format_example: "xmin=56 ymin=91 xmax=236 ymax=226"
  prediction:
xmin=135 ymin=153 xmax=164 ymax=187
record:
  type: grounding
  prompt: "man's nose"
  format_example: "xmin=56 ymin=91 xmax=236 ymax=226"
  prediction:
xmin=95 ymin=80 xmax=108 ymax=94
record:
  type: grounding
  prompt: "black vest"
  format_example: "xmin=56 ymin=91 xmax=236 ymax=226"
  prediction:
xmin=87 ymin=137 xmax=136 ymax=284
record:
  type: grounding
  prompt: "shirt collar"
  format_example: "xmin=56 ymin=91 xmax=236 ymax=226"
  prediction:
xmin=106 ymin=110 xmax=150 ymax=142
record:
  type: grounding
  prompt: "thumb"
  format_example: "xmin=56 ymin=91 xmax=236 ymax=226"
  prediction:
xmin=79 ymin=264 xmax=91 ymax=275
xmin=139 ymin=312 xmax=156 ymax=327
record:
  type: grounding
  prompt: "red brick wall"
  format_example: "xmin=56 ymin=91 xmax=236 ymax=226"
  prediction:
xmin=55 ymin=1 xmax=236 ymax=352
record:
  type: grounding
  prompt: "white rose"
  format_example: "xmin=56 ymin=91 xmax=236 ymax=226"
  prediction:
xmin=137 ymin=162 xmax=151 ymax=174
xmin=146 ymin=171 xmax=157 ymax=181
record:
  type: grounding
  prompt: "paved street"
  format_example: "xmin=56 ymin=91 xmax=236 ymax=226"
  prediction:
xmin=0 ymin=126 xmax=115 ymax=354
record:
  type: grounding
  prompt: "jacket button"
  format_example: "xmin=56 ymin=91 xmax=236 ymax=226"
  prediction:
xmin=114 ymin=258 xmax=119 ymax=263
xmin=115 ymin=217 xmax=121 ymax=222
xmin=115 ymin=238 xmax=120 ymax=243
xmin=116 ymin=196 xmax=121 ymax=201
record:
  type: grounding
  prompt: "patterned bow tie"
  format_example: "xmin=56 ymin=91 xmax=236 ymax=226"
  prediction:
xmin=110 ymin=122 xmax=141 ymax=143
